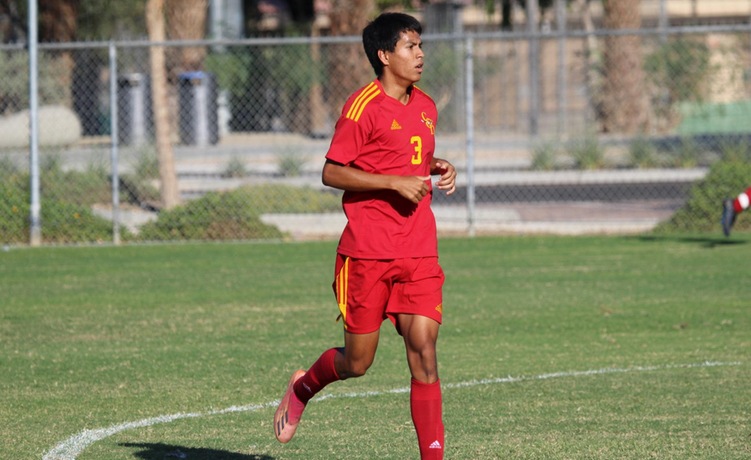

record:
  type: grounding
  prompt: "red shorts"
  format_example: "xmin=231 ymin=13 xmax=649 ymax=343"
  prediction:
xmin=333 ymin=254 xmax=445 ymax=334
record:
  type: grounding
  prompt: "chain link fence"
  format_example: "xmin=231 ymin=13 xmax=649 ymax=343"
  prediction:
xmin=2 ymin=8 xmax=751 ymax=245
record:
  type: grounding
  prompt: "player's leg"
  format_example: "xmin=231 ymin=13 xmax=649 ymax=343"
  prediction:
xmin=723 ymin=186 xmax=751 ymax=236
xmin=337 ymin=328 xmax=381 ymax=378
xmin=399 ymin=314 xmax=440 ymax=382
xmin=388 ymin=257 xmax=445 ymax=459
xmin=274 ymin=330 xmax=380 ymax=443
xmin=275 ymin=255 xmax=387 ymax=443
xmin=398 ymin=314 xmax=444 ymax=460
xmin=294 ymin=329 xmax=381 ymax=404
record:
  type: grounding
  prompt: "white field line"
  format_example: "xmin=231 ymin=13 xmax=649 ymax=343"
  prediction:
xmin=42 ymin=360 xmax=741 ymax=460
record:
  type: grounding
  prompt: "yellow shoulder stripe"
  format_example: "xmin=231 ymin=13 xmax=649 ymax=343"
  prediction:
xmin=346 ymin=82 xmax=380 ymax=122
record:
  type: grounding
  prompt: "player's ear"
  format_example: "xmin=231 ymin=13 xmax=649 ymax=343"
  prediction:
xmin=377 ymin=49 xmax=389 ymax=67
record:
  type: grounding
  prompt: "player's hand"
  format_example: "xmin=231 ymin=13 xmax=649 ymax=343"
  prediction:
xmin=433 ymin=160 xmax=456 ymax=196
xmin=393 ymin=175 xmax=431 ymax=204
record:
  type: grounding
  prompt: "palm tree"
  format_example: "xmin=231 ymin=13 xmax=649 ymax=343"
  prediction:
xmin=326 ymin=0 xmax=376 ymax=114
xmin=146 ymin=0 xmax=179 ymax=209
xmin=39 ymin=0 xmax=77 ymax=106
xmin=145 ymin=0 xmax=208 ymax=210
xmin=165 ymin=0 xmax=208 ymax=76
xmin=600 ymin=0 xmax=648 ymax=134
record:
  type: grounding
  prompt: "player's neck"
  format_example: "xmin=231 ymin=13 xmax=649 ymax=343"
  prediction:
xmin=378 ymin=75 xmax=414 ymax=105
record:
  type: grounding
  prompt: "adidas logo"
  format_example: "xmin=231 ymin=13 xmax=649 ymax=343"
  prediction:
xmin=390 ymin=119 xmax=402 ymax=130
xmin=429 ymin=440 xmax=442 ymax=449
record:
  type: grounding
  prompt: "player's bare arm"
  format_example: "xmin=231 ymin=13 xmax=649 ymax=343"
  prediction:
xmin=430 ymin=157 xmax=457 ymax=196
xmin=322 ymin=159 xmax=430 ymax=204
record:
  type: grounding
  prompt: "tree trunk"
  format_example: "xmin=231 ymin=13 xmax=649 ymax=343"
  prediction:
xmin=576 ymin=0 xmax=600 ymax=124
xmin=326 ymin=0 xmax=375 ymax=113
xmin=501 ymin=0 xmax=513 ymax=30
xmin=309 ymin=15 xmax=329 ymax=137
xmin=165 ymin=0 xmax=208 ymax=76
xmin=601 ymin=0 xmax=649 ymax=134
xmin=39 ymin=0 xmax=77 ymax=106
xmin=38 ymin=0 xmax=76 ymax=42
xmin=146 ymin=0 xmax=180 ymax=209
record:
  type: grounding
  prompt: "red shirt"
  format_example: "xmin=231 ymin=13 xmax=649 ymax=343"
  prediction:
xmin=326 ymin=79 xmax=439 ymax=259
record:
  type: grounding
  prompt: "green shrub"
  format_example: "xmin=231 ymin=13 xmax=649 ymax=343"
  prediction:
xmin=137 ymin=189 xmax=282 ymax=241
xmin=276 ymin=152 xmax=305 ymax=177
xmin=0 ymin=157 xmax=21 ymax=176
xmin=242 ymin=184 xmax=341 ymax=214
xmin=0 ymin=177 xmax=29 ymax=244
xmin=0 ymin=169 xmax=119 ymax=244
xmin=655 ymin=159 xmax=751 ymax=233
xmin=570 ymin=135 xmax=605 ymax=170
xmin=0 ymin=51 xmax=69 ymax=114
xmin=0 ymin=181 xmax=116 ymax=244
xmin=644 ymin=37 xmax=712 ymax=131
xmin=531 ymin=142 xmax=558 ymax=171
xmin=131 ymin=149 xmax=160 ymax=180
xmin=40 ymin=200 xmax=117 ymax=243
xmin=629 ymin=136 xmax=659 ymax=169
xmin=669 ymin=137 xmax=702 ymax=168
xmin=137 ymin=184 xmax=342 ymax=242
xmin=41 ymin=167 xmax=112 ymax=206
xmin=3 ymin=169 xmax=343 ymax=244
xmin=223 ymin=157 xmax=247 ymax=178
xmin=718 ymin=138 xmax=751 ymax=163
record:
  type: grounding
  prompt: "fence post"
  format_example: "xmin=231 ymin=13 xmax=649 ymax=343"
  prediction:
xmin=109 ymin=42 xmax=121 ymax=245
xmin=464 ymin=36 xmax=476 ymax=237
xmin=527 ymin=0 xmax=540 ymax=136
xmin=452 ymin=1 xmax=466 ymax=135
xmin=28 ymin=0 xmax=41 ymax=246
xmin=556 ymin=0 xmax=568 ymax=139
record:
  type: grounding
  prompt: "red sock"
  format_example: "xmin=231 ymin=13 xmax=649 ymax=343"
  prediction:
xmin=411 ymin=378 xmax=444 ymax=460
xmin=293 ymin=348 xmax=341 ymax=403
xmin=734 ymin=187 xmax=751 ymax=213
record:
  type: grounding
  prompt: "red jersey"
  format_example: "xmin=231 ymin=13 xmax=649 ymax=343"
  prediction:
xmin=326 ymin=79 xmax=439 ymax=259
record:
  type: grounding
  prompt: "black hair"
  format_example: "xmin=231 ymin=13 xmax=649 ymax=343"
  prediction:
xmin=362 ymin=12 xmax=423 ymax=77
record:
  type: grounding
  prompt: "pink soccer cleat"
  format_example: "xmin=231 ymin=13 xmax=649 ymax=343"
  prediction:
xmin=273 ymin=369 xmax=307 ymax=443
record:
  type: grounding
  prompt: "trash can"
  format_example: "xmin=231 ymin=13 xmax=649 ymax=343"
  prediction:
xmin=178 ymin=71 xmax=219 ymax=146
xmin=117 ymin=73 xmax=153 ymax=145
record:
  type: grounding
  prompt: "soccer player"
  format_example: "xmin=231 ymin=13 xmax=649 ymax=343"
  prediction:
xmin=273 ymin=12 xmax=456 ymax=460
xmin=722 ymin=186 xmax=751 ymax=236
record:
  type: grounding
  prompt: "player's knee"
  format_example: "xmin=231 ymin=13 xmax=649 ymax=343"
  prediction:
xmin=341 ymin=357 xmax=372 ymax=379
xmin=407 ymin=345 xmax=438 ymax=381
xmin=346 ymin=361 xmax=371 ymax=378
xmin=410 ymin=342 xmax=437 ymax=363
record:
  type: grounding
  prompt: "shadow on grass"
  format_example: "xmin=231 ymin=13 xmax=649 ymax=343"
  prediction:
xmin=120 ymin=442 xmax=275 ymax=460
xmin=630 ymin=234 xmax=749 ymax=248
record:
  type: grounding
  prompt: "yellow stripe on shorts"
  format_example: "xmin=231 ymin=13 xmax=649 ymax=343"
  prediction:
xmin=336 ymin=257 xmax=349 ymax=325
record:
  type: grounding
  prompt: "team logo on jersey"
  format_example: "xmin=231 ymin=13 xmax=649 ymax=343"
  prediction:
xmin=391 ymin=119 xmax=402 ymax=130
xmin=421 ymin=112 xmax=435 ymax=135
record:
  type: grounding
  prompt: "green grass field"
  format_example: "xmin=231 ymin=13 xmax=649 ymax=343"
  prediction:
xmin=2 ymin=235 xmax=750 ymax=460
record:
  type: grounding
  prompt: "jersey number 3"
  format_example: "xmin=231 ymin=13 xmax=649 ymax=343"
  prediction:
xmin=410 ymin=136 xmax=423 ymax=165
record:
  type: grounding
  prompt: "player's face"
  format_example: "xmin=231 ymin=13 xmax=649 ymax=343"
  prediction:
xmin=383 ymin=30 xmax=424 ymax=85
